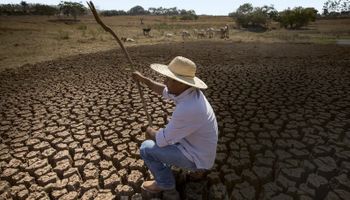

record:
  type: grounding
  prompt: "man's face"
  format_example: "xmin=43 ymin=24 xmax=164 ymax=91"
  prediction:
xmin=164 ymin=76 xmax=178 ymax=95
xmin=164 ymin=76 xmax=176 ymax=94
xmin=163 ymin=76 xmax=190 ymax=96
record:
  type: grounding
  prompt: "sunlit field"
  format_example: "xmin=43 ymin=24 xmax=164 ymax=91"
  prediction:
xmin=0 ymin=15 xmax=349 ymax=71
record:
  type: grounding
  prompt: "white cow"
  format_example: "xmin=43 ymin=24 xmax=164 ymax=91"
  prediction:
xmin=181 ymin=30 xmax=191 ymax=39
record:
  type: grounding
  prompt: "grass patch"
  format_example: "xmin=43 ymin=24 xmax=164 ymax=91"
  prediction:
xmin=89 ymin=29 xmax=100 ymax=40
xmin=153 ymin=22 xmax=174 ymax=30
xmin=310 ymin=36 xmax=336 ymax=44
xmin=77 ymin=24 xmax=87 ymax=30
xmin=57 ymin=30 xmax=70 ymax=40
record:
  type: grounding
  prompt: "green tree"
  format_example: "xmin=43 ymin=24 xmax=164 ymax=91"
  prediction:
xmin=278 ymin=7 xmax=317 ymax=29
xmin=323 ymin=0 xmax=350 ymax=16
xmin=179 ymin=9 xmax=198 ymax=20
xmin=341 ymin=0 xmax=350 ymax=13
xmin=262 ymin=5 xmax=279 ymax=21
xmin=33 ymin=4 xmax=58 ymax=16
xmin=128 ymin=5 xmax=148 ymax=15
xmin=58 ymin=1 xmax=85 ymax=20
xmin=231 ymin=3 xmax=277 ymax=28
xmin=167 ymin=7 xmax=179 ymax=15
xmin=0 ymin=2 xmax=58 ymax=16
xmin=0 ymin=3 xmax=23 ymax=15
xmin=100 ymin=10 xmax=126 ymax=16
xmin=20 ymin=1 xmax=28 ymax=14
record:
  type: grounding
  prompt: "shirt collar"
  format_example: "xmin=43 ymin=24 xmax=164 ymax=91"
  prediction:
xmin=173 ymin=87 xmax=196 ymax=104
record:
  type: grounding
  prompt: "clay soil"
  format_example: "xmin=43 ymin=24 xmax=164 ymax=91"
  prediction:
xmin=0 ymin=41 xmax=350 ymax=199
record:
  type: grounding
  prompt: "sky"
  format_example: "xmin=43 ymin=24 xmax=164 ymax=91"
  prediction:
xmin=0 ymin=0 xmax=325 ymax=15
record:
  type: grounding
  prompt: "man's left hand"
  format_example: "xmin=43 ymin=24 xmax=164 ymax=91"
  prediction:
xmin=145 ymin=126 xmax=157 ymax=141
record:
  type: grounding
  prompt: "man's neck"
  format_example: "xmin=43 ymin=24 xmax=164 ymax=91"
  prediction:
xmin=174 ymin=86 xmax=191 ymax=96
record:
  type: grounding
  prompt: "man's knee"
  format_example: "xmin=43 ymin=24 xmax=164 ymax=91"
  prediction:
xmin=140 ymin=140 xmax=156 ymax=159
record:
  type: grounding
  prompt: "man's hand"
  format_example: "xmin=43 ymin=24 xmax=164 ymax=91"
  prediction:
xmin=132 ymin=71 xmax=145 ymax=83
xmin=144 ymin=126 xmax=157 ymax=141
xmin=132 ymin=71 xmax=165 ymax=95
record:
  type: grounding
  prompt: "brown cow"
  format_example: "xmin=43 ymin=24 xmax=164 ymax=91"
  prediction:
xmin=143 ymin=28 xmax=151 ymax=37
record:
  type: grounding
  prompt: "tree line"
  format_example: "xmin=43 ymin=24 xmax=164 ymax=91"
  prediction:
xmin=323 ymin=0 xmax=350 ymax=16
xmin=0 ymin=1 xmax=86 ymax=19
xmin=100 ymin=6 xmax=198 ymax=20
xmin=0 ymin=1 xmax=58 ymax=16
xmin=0 ymin=1 xmax=198 ymax=20
xmin=230 ymin=0 xmax=349 ymax=30
xmin=229 ymin=4 xmax=317 ymax=29
xmin=1 ymin=0 xmax=349 ymax=25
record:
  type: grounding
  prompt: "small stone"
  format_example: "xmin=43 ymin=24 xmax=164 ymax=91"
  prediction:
xmin=115 ymin=184 xmax=134 ymax=197
xmin=81 ymin=179 xmax=99 ymax=194
xmin=306 ymin=174 xmax=329 ymax=199
xmin=95 ymin=191 xmax=115 ymax=200
xmin=81 ymin=188 xmax=98 ymax=200
xmin=63 ymin=168 xmax=80 ymax=179
xmin=53 ymin=150 xmax=72 ymax=163
xmin=58 ymin=191 xmax=79 ymax=200
xmin=67 ymin=174 xmax=82 ymax=191
xmin=276 ymin=174 xmax=296 ymax=189
xmin=252 ymin=166 xmax=273 ymax=184
xmin=104 ymin=174 xmax=121 ymax=190
xmin=224 ymin=172 xmax=241 ymax=188
xmin=37 ymin=172 xmax=58 ymax=186
xmin=34 ymin=165 xmax=52 ymax=179
xmin=0 ymin=181 xmax=10 ymax=193
xmin=271 ymin=193 xmax=293 ymax=200
xmin=52 ymin=189 xmax=68 ymax=200
xmin=281 ymin=168 xmax=306 ymax=183
xmin=54 ymin=159 xmax=71 ymax=178
xmin=209 ymin=183 xmax=229 ymax=199
xmin=127 ymin=170 xmax=144 ymax=192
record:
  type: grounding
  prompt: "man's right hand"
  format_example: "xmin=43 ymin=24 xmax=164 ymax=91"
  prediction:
xmin=132 ymin=70 xmax=164 ymax=95
xmin=132 ymin=71 xmax=144 ymax=83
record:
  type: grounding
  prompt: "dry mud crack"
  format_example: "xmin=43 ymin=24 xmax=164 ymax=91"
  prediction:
xmin=0 ymin=41 xmax=349 ymax=200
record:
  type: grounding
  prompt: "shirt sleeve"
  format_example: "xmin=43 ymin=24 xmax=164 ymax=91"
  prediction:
xmin=155 ymin=128 xmax=167 ymax=147
xmin=155 ymin=111 xmax=203 ymax=147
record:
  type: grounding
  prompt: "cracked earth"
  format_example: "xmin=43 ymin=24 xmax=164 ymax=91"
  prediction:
xmin=0 ymin=41 xmax=349 ymax=200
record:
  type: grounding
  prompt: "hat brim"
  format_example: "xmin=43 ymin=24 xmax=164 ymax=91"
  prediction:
xmin=150 ymin=64 xmax=208 ymax=89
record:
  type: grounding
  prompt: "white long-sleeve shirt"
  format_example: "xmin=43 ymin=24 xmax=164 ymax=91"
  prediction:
xmin=155 ymin=87 xmax=218 ymax=169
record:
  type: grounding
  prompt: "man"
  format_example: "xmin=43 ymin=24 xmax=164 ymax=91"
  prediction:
xmin=132 ymin=56 xmax=218 ymax=193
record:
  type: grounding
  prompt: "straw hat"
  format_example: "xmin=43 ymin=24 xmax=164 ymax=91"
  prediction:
xmin=150 ymin=56 xmax=208 ymax=89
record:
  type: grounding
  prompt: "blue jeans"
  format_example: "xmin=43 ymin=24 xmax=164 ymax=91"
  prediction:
xmin=140 ymin=140 xmax=197 ymax=189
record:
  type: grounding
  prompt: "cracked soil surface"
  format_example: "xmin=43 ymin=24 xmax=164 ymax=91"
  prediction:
xmin=0 ymin=41 xmax=350 ymax=199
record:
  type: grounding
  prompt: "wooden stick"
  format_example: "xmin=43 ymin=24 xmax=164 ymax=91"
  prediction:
xmin=87 ymin=1 xmax=153 ymax=127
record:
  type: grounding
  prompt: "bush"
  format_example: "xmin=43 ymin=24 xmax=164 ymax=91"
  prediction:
xmin=231 ymin=3 xmax=277 ymax=28
xmin=32 ymin=4 xmax=58 ymax=15
xmin=323 ymin=0 xmax=350 ymax=16
xmin=277 ymin=7 xmax=317 ymax=29
xmin=0 ymin=3 xmax=58 ymax=16
xmin=100 ymin=10 xmax=126 ymax=16
xmin=58 ymin=1 xmax=86 ymax=20
xmin=58 ymin=30 xmax=69 ymax=40
xmin=77 ymin=24 xmax=87 ymax=30
xmin=128 ymin=5 xmax=149 ymax=15
xmin=180 ymin=14 xmax=198 ymax=20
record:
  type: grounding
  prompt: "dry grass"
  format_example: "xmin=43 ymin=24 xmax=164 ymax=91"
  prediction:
xmin=0 ymin=15 xmax=349 ymax=71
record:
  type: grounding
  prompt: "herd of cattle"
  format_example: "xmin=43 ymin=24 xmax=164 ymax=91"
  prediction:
xmin=180 ymin=25 xmax=230 ymax=40
xmin=120 ymin=25 xmax=230 ymax=42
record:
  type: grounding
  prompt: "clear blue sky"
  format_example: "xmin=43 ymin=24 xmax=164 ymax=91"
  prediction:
xmin=0 ymin=0 xmax=325 ymax=15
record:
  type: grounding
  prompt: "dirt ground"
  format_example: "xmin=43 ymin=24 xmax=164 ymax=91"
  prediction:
xmin=0 ymin=41 xmax=350 ymax=199
xmin=1 ymin=15 xmax=350 ymax=72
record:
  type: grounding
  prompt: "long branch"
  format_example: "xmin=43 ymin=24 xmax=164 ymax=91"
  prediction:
xmin=87 ymin=1 xmax=153 ymax=127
